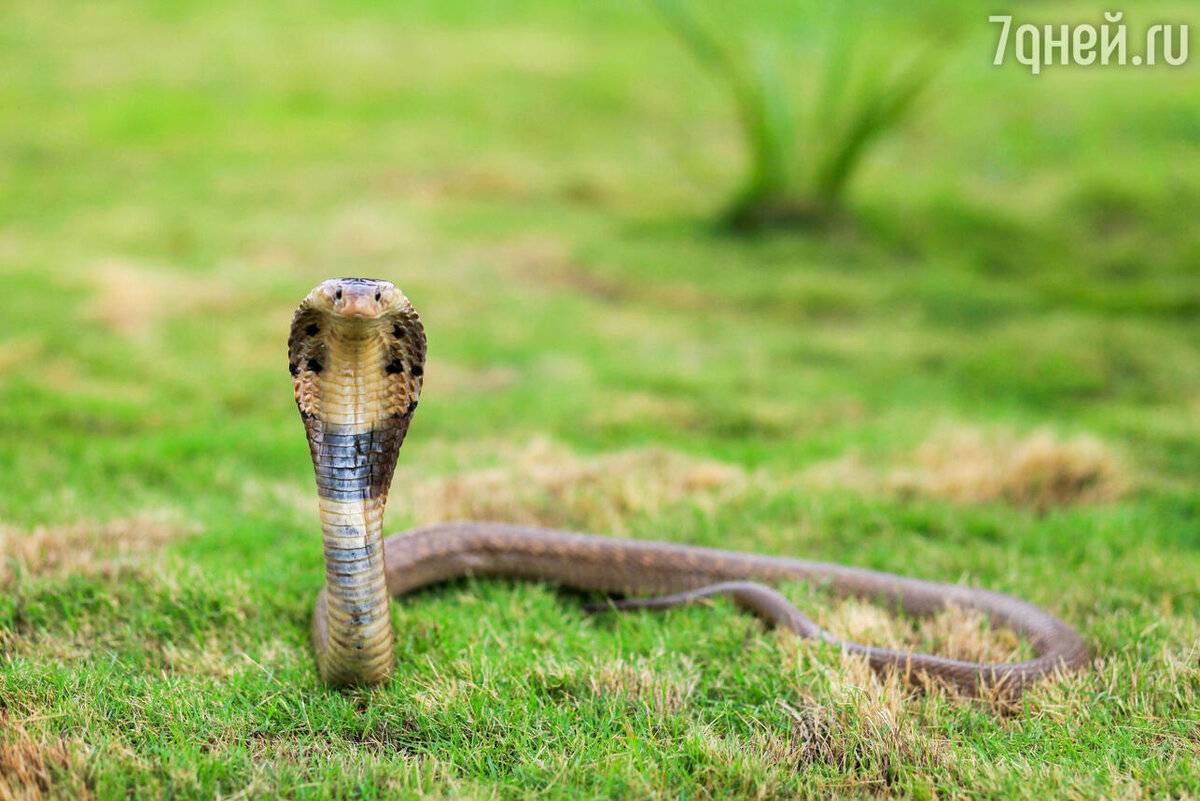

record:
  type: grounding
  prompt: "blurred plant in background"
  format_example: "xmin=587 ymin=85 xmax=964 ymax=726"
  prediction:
xmin=651 ymin=0 xmax=951 ymax=229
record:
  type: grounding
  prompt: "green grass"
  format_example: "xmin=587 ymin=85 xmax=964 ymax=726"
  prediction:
xmin=649 ymin=0 xmax=945 ymax=228
xmin=2 ymin=0 xmax=1199 ymax=798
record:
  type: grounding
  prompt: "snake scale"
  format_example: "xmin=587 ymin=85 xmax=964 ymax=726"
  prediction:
xmin=290 ymin=278 xmax=1089 ymax=693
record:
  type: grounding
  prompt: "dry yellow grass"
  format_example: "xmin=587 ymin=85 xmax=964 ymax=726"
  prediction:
xmin=406 ymin=439 xmax=743 ymax=533
xmin=813 ymin=598 xmax=1025 ymax=667
xmin=0 ymin=716 xmax=89 ymax=801
xmin=0 ymin=513 xmax=187 ymax=586
xmin=419 ymin=361 xmax=520 ymax=398
xmin=86 ymin=259 xmax=234 ymax=335
xmin=807 ymin=424 xmax=1127 ymax=510
xmin=383 ymin=165 xmax=529 ymax=206
xmin=694 ymin=657 xmax=949 ymax=790
xmin=586 ymin=392 xmax=704 ymax=431
xmin=0 ymin=340 xmax=39 ymax=374
xmin=896 ymin=426 xmax=1127 ymax=508
xmin=328 ymin=204 xmax=418 ymax=258
xmin=492 ymin=235 xmax=631 ymax=302
xmin=575 ymin=597 xmax=1025 ymax=725
xmin=580 ymin=656 xmax=699 ymax=718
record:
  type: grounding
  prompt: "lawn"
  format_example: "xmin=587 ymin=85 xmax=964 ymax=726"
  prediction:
xmin=1 ymin=0 xmax=1199 ymax=798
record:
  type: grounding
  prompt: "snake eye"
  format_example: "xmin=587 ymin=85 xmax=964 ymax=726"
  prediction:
xmin=375 ymin=290 xmax=381 ymax=302
xmin=335 ymin=288 xmax=343 ymax=300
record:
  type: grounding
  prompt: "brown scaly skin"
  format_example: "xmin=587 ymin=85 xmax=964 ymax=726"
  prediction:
xmin=292 ymin=279 xmax=1090 ymax=694
xmin=290 ymin=278 xmax=424 ymax=685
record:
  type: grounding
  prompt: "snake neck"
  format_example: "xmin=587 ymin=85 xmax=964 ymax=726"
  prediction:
xmin=317 ymin=497 xmax=391 ymax=685
xmin=311 ymin=328 xmax=402 ymax=684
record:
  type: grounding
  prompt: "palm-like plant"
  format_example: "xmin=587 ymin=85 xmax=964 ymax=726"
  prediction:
xmin=652 ymin=0 xmax=945 ymax=229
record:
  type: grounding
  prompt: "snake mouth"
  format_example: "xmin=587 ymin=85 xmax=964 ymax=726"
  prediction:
xmin=338 ymin=295 xmax=381 ymax=318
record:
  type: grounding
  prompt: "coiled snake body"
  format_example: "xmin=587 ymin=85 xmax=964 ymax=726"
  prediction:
xmin=290 ymin=278 xmax=1089 ymax=693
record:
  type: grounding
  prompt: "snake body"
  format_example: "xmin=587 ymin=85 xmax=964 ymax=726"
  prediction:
xmin=291 ymin=278 xmax=1089 ymax=693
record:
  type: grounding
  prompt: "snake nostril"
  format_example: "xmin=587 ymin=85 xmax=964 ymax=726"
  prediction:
xmin=375 ymin=290 xmax=381 ymax=302
xmin=335 ymin=288 xmax=343 ymax=300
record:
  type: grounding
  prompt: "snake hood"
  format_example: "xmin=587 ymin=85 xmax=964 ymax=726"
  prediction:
xmin=288 ymin=275 xmax=427 ymax=500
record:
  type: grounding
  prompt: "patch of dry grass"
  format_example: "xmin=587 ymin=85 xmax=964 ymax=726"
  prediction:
xmin=381 ymin=166 xmax=529 ymax=207
xmin=580 ymin=656 xmax=699 ymax=718
xmin=492 ymin=236 xmax=632 ymax=303
xmin=0 ymin=513 xmax=187 ymax=586
xmin=586 ymin=392 xmax=704 ymax=430
xmin=420 ymin=361 xmax=520 ymax=398
xmin=815 ymin=598 xmax=1025 ymax=667
xmin=86 ymin=259 xmax=234 ymax=335
xmin=329 ymin=205 xmax=417 ymax=258
xmin=407 ymin=439 xmax=743 ymax=532
xmin=0 ymin=716 xmax=90 ymax=801
xmin=896 ymin=426 xmax=1127 ymax=508
xmin=527 ymin=654 xmax=699 ymax=720
xmin=808 ymin=424 xmax=1127 ymax=510
xmin=0 ymin=340 xmax=40 ymax=374
xmin=695 ymin=657 xmax=950 ymax=793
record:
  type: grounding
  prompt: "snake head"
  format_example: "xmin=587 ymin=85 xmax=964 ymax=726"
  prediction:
xmin=311 ymin=277 xmax=409 ymax=321
xmin=289 ymin=276 xmax=426 ymax=430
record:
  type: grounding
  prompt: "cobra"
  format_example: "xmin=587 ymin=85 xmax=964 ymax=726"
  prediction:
xmin=290 ymin=278 xmax=1089 ymax=692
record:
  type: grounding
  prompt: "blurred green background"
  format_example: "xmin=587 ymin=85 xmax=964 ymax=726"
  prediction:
xmin=1 ymin=1 xmax=1198 ymax=798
